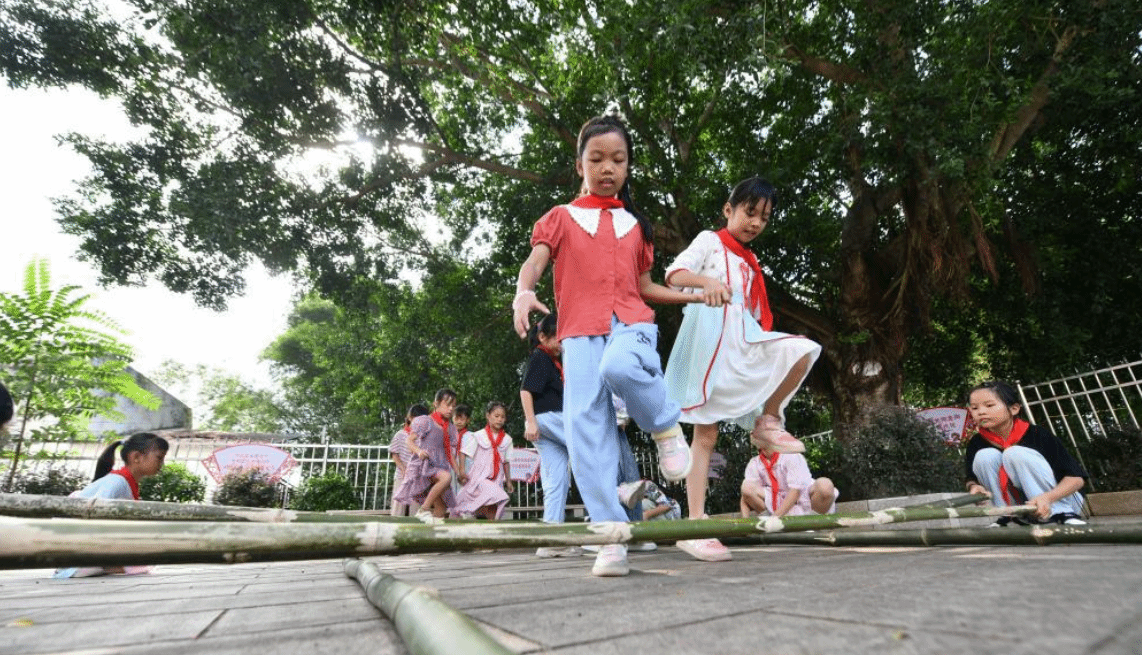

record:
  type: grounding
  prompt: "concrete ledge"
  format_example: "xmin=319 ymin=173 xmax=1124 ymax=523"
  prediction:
xmin=836 ymin=490 xmax=1142 ymax=528
xmin=1088 ymin=490 xmax=1142 ymax=516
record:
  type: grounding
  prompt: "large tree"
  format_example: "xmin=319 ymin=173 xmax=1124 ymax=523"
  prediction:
xmin=3 ymin=0 xmax=1139 ymax=436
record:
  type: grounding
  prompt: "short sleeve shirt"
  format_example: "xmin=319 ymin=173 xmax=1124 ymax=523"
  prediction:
xmin=531 ymin=204 xmax=655 ymax=340
xmin=71 ymin=473 xmax=134 ymax=501
xmin=521 ymin=349 xmax=563 ymax=415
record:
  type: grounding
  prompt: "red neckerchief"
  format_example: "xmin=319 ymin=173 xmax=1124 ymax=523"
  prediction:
xmin=715 ymin=228 xmax=774 ymax=331
xmin=538 ymin=345 xmax=563 ymax=382
xmin=486 ymin=425 xmax=507 ymax=480
xmin=431 ymin=412 xmax=452 ymax=461
xmin=110 ymin=467 xmax=140 ymax=500
xmin=758 ymin=452 xmax=781 ymax=512
xmin=571 ymin=194 xmax=625 ymax=210
xmin=977 ymin=418 xmax=1030 ymax=505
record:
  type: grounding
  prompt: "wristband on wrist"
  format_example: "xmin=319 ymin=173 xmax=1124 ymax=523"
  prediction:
xmin=514 ymin=289 xmax=536 ymax=300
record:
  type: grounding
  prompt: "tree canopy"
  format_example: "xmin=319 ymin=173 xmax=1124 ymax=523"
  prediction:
xmin=3 ymin=0 xmax=1140 ymax=436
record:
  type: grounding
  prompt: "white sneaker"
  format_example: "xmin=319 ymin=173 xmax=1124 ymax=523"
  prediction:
xmin=676 ymin=538 xmax=733 ymax=562
xmin=629 ymin=542 xmax=658 ymax=552
xmin=618 ymin=480 xmax=649 ymax=509
xmin=591 ymin=544 xmax=629 ymax=576
xmin=580 ymin=544 xmax=601 ymax=553
xmin=535 ymin=546 xmax=584 ymax=558
xmin=653 ymin=424 xmax=692 ymax=481
xmin=415 ymin=509 xmax=443 ymax=525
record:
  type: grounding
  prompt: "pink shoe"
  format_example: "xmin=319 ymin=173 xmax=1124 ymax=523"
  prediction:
xmin=676 ymin=538 xmax=732 ymax=562
xmin=751 ymin=415 xmax=805 ymax=454
xmin=653 ymin=424 xmax=692 ymax=481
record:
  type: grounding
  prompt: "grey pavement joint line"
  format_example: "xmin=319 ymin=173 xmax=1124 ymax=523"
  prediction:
xmin=344 ymin=558 xmax=515 ymax=655
xmin=194 ymin=609 xmax=228 ymax=639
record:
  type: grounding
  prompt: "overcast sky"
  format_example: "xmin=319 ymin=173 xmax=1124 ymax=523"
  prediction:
xmin=1 ymin=86 xmax=296 ymax=389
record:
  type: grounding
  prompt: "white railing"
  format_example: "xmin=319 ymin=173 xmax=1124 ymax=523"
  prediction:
xmin=11 ymin=436 xmax=664 ymax=515
xmin=1017 ymin=359 xmax=1142 ymax=449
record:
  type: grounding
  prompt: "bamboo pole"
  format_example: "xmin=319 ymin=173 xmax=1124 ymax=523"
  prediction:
xmin=0 ymin=492 xmax=990 ymax=525
xmin=0 ymin=492 xmax=421 ymax=523
xmin=344 ymin=559 xmax=513 ymax=655
xmin=896 ymin=493 xmax=989 ymax=509
xmin=728 ymin=522 xmax=1142 ymax=547
xmin=0 ymin=504 xmax=1035 ymax=569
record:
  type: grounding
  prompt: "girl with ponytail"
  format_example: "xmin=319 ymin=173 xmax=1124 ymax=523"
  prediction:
xmin=54 ymin=432 xmax=169 ymax=578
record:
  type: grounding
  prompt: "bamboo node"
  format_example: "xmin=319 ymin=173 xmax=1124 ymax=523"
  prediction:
xmin=756 ymin=516 xmax=785 ymax=533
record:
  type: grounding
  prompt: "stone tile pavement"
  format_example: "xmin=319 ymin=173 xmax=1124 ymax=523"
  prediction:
xmin=3 ymin=522 xmax=1141 ymax=655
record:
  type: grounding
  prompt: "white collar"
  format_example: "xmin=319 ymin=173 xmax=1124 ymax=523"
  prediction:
xmin=565 ymin=205 xmax=638 ymax=239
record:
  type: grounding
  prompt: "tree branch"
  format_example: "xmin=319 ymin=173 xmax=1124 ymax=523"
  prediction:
xmin=988 ymin=24 xmax=1079 ymax=163
xmin=781 ymin=43 xmax=866 ymax=85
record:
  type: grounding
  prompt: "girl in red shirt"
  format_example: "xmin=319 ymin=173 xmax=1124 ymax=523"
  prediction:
xmin=512 ymin=115 xmax=702 ymax=577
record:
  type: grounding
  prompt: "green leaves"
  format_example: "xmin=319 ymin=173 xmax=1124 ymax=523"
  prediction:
xmin=1 ymin=258 xmax=158 ymax=491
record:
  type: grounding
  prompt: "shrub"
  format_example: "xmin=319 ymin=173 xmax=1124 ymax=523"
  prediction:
xmin=290 ymin=470 xmax=361 ymax=512
xmin=1077 ymin=424 xmax=1142 ymax=493
xmin=12 ymin=466 xmax=87 ymax=495
xmin=842 ymin=404 xmax=962 ymax=500
xmin=213 ymin=467 xmax=281 ymax=508
xmin=140 ymin=462 xmax=206 ymax=503
xmin=803 ymin=435 xmax=855 ymax=502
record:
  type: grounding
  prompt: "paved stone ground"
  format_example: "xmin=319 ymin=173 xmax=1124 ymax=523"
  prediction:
xmin=3 ymin=522 xmax=1141 ymax=654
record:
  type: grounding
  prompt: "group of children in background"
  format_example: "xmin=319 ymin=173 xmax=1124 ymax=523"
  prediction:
xmin=389 ymin=390 xmax=516 ymax=523
xmin=0 ymin=111 xmax=1088 ymax=582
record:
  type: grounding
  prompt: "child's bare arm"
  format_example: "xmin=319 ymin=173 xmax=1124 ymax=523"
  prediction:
xmin=664 ymin=269 xmax=732 ymax=306
xmin=773 ymin=488 xmax=801 ymax=518
xmin=407 ymin=431 xmax=427 ymax=460
xmin=513 ymin=244 xmax=552 ymax=337
xmin=639 ymin=272 xmax=707 ymax=304
xmin=642 ymin=503 xmax=673 ymax=519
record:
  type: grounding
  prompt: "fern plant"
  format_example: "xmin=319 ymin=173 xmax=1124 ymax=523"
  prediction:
xmin=0 ymin=258 xmax=158 ymax=492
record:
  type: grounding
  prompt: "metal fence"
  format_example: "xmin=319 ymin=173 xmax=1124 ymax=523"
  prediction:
xmin=12 ymin=437 xmax=663 ymax=515
xmin=13 ymin=438 xmax=401 ymax=509
xmin=1017 ymin=359 xmax=1142 ymax=454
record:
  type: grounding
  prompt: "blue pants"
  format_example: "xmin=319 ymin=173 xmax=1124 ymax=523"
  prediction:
xmin=972 ymin=445 xmax=1084 ymax=516
xmin=537 ymin=412 xmax=644 ymax=522
xmin=617 ymin=426 xmax=643 ymax=521
xmin=562 ymin=317 xmax=680 ymax=523
xmin=535 ymin=411 xmax=570 ymax=524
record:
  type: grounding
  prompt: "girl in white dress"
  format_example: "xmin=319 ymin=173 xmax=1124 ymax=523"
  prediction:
xmin=454 ymin=401 xmax=514 ymax=519
xmin=663 ymin=176 xmax=822 ymax=562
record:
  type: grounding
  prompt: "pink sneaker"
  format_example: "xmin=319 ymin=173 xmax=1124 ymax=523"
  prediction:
xmin=653 ymin=424 xmax=692 ymax=481
xmin=751 ymin=415 xmax=805 ymax=454
xmin=676 ymin=538 xmax=732 ymax=562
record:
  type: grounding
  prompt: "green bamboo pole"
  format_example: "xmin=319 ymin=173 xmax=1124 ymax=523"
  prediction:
xmin=0 ymin=503 xmax=1035 ymax=569
xmin=896 ymin=493 xmax=989 ymax=509
xmin=728 ymin=522 xmax=1142 ymax=547
xmin=0 ymin=492 xmax=422 ymax=523
xmin=344 ymin=559 xmax=513 ymax=655
xmin=0 ymin=491 xmax=990 ymax=525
